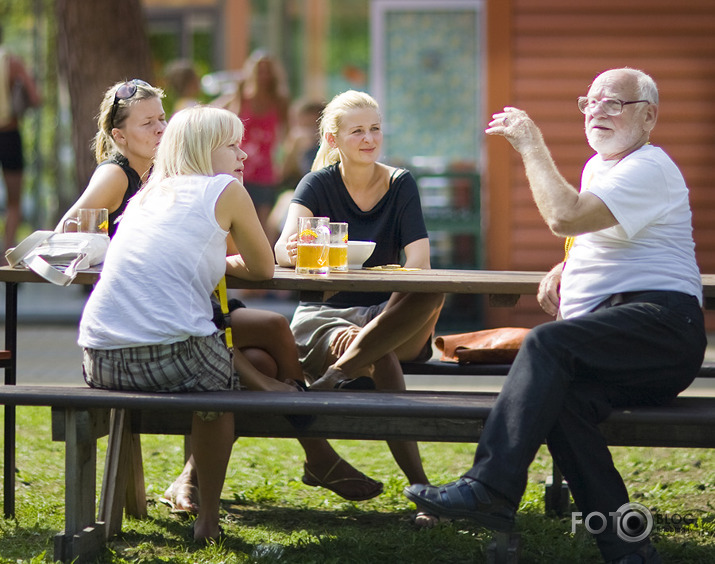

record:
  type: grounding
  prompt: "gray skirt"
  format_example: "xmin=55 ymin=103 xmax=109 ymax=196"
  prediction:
xmin=290 ymin=302 xmax=387 ymax=382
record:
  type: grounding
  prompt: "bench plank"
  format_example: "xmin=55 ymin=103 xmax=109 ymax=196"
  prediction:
xmin=0 ymin=387 xmax=498 ymax=418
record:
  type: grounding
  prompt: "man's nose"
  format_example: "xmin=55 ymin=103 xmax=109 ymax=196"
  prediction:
xmin=589 ymin=100 xmax=610 ymax=118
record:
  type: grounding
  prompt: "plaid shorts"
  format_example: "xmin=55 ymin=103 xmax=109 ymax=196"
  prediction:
xmin=83 ymin=333 xmax=235 ymax=420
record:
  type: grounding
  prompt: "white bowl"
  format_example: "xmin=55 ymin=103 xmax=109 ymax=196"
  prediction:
xmin=347 ymin=240 xmax=376 ymax=269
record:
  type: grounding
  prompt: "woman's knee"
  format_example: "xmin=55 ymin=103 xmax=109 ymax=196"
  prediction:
xmin=263 ymin=312 xmax=293 ymax=340
xmin=241 ymin=347 xmax=278 ymax=378
xmin=410 ymin=291 xmax=445 ymax=314
xmin=372 ymin=353 xmax=404 ymax=390
xmin=233 ymin=309 xmax=294 ymax=346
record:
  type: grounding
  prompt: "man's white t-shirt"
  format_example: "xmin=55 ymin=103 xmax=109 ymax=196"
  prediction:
xmin=560 ymin=144 xmax=702 ymax=319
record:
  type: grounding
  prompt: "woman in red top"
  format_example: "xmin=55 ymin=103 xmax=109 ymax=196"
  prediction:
xmin=222 ymin=51 xmax=289 ymax=236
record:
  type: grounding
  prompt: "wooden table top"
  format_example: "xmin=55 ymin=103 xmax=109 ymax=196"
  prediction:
xmin=229 ymin=267 xmax=546 ymax=296
xmin=2 ymin=266 xmax=715 ymax=306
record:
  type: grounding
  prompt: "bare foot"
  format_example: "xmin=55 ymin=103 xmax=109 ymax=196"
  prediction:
xmin=161 ymin=470 xmax=199 ymax=515
xmin=193 ymin=516 xmax=223 ymax=543
xmin=309 ymin=366 xmax=347 ymax=390
xmin=413 ymin=511 xmax=440 ymax=529
xmin=310 ymin=365 xmax=375 ymax=390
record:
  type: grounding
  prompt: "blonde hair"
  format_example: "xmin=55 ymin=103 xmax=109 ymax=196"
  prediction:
xmin=92 ymin=80 xmax=165 ymax=164
xmin=312 ymin=90 xmax=381 ymax=171
xmin=140 ymin=106 xmax=243 ymax=199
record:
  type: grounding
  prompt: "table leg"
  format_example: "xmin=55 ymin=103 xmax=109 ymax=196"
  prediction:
xmin=54 ymin=408 xmax=106 ymax=563
xmin=3 ymin=281 xmax=18 ymax=518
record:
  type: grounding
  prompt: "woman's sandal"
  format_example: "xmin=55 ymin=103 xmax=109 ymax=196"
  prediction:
xmin=333 ymin=376 xmax=375 ymax=390
xmin=302 ymin=458 xmax=383 ymax=501
xmin=160 ymin=479 xmax=200 ymax=516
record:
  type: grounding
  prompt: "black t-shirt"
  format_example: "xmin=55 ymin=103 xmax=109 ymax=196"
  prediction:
xmin=292 ymin=163 xmax=428 ymax=306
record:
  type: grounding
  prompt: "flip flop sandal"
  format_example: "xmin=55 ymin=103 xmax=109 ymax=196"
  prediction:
xmin=284 ymin=381 xmax=317 ymax=429
xmin=302 ymin=458 xmax=383 ymax=501
xmin=309 ymin=368 xmax=375 ymax=391
xmin=160 ymin=481 xmax=200 ymax=516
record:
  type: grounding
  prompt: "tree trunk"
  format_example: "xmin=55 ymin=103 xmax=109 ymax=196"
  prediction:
xmin=55 ymin=0 xmax=154 ymax=202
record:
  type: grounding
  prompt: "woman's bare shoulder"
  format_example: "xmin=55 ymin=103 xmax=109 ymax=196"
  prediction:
xmin=381 ymin=163 xmax=409 ymax=183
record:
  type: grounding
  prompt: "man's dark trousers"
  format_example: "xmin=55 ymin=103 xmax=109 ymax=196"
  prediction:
xmin=465 ymin=290 xmax=705 ymax=560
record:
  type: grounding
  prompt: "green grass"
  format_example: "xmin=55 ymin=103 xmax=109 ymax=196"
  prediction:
xmin=1 ymin=406 xmax=715 ymax=563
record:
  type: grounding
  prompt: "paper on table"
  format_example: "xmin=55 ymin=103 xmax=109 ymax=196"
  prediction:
xmin=364 ymin=265 xmax=421 ymax=272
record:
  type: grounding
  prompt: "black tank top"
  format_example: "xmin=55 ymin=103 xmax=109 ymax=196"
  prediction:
xmin=100 ymin=154 xmax=142 ymax=238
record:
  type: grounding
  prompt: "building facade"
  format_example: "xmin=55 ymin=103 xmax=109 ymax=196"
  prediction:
xmin=142 ymin=0 xmax=715 ymax=329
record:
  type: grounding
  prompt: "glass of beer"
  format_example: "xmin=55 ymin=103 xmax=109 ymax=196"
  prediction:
xmin=296 ymin=216 xmax=330 ymax=276
xmin=63 ymin=208 xmax=109 ymax=235
xmin=329 ymin=222 xmax=348 ymax=272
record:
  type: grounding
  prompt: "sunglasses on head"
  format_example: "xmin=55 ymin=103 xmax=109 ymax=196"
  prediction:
xmin=110 ymin=79 xmax=151 ymax=128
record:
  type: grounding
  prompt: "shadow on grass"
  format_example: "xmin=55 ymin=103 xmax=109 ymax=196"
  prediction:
xmin=127 ymin=501 xmax=492 ymax=563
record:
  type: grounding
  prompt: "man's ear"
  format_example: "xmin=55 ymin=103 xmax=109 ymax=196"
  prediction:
xmin=643 ymin=103 xmax=658 ymax=133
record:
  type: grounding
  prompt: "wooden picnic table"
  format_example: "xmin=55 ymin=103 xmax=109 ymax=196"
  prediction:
xmin=2 ymin=265 xmax=715 ymax=519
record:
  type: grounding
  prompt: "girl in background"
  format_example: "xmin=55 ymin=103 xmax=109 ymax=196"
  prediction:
xmin=221 ymin=51 xmax=289 ymax=236
xmin=56 ymin=79 xmax=166 ymax=237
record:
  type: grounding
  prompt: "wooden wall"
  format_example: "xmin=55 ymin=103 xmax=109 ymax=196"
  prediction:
xmin=485 ymin=0 xmax=715 ymax=328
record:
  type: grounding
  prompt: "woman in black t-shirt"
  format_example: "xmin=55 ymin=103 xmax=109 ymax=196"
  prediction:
xmin=275 ymin=90 xmax=444 ymax=527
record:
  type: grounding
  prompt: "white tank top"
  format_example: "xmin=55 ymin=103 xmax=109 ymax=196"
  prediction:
xmin=79 ymin=174 xmax=234 ymax=349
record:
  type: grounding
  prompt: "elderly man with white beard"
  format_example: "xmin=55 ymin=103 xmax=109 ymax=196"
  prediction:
xmin=405 ymin=68 xmax=705 ymax=564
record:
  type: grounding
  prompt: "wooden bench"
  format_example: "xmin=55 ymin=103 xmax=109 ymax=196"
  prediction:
xmin=2 ymin=364 xmax=715 ymax=564
xmin=402 ymin=359 xmax=715 ymax=514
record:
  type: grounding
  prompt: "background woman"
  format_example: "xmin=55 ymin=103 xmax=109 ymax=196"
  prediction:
xmin=219 ymin=51 xmax=289 ymax=237
xmin=56 ymin=79 xmax=166 ymax=237
xmin=275 ymin=90 xmax=445 ymax=527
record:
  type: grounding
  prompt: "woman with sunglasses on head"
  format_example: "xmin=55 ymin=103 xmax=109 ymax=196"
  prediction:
xmin=56 ymin=79 xmax=167 ymax=236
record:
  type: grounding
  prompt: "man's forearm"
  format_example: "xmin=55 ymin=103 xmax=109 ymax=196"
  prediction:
xmin=520 ymin=141 xmax=579 ymax=234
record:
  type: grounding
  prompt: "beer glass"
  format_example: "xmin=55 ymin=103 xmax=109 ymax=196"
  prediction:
xmin=63 ymin=208 xmax=109 ymax=235
xmin=296 ymin=217 xmax=330 ymax=276
xmin=329 ymin=222 xmax=348 ymax=272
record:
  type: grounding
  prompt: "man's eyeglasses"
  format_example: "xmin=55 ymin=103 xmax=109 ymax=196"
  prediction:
xmin=577 ymin=97 xmax=650 ymax=117
xmin=110 ymin=79 xmax=151 ymax=128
